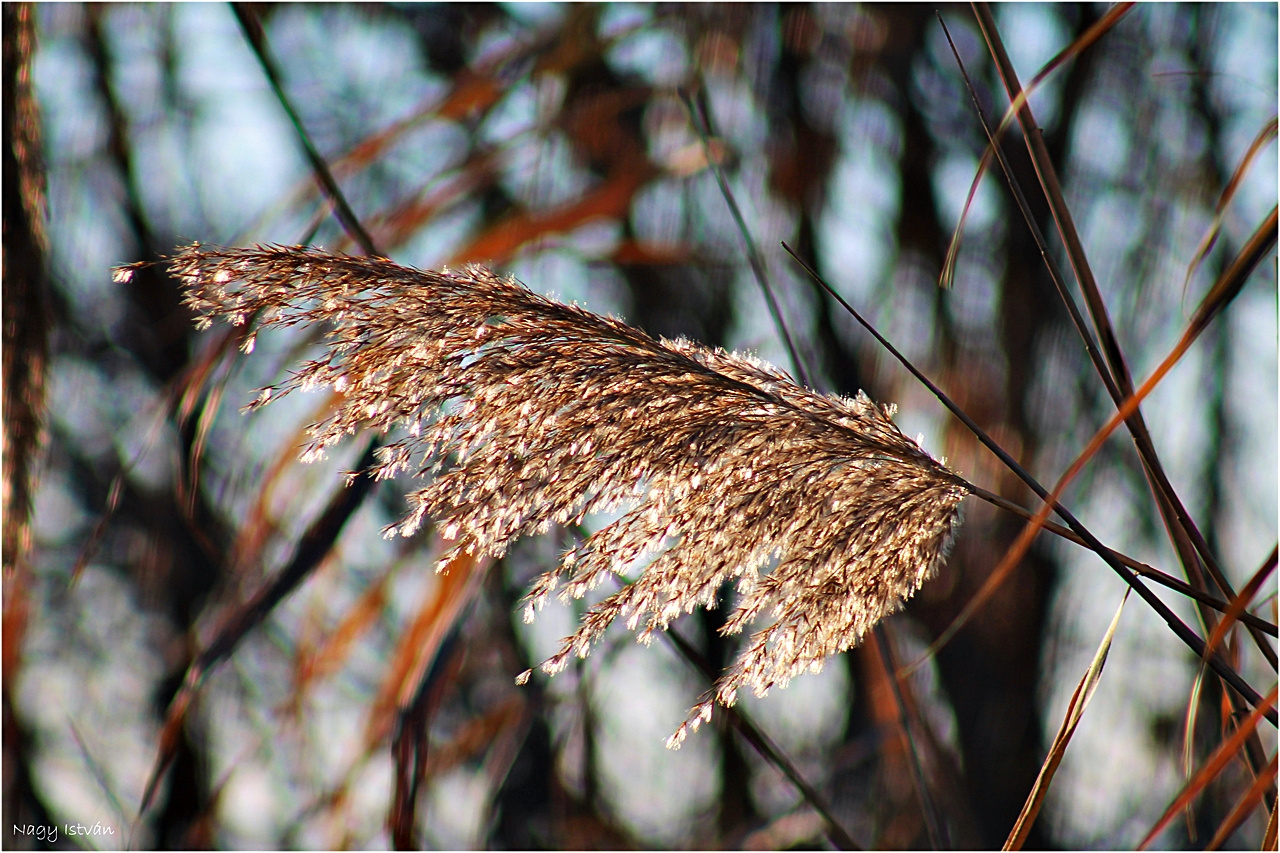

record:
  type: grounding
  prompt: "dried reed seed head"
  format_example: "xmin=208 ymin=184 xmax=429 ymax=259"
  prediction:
xmin=165 ymin=243 xmax=968 ymax=746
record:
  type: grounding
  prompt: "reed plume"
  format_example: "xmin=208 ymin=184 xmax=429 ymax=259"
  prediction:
xmin=161 ymin=243 xmax=967 ymax=746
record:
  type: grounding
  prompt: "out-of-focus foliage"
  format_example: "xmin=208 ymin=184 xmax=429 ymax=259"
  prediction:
xmin=4 ymin=3 xmax=1275 ymax=849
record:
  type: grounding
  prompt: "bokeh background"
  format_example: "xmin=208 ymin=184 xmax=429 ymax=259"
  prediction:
xmin=4 ymin=2 xmax=1276 ymax=849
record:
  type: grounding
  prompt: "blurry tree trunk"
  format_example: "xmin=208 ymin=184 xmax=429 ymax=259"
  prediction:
xmin=3 ymin=4 xmax=56 ymax=844
xmin=75 ymin=9 xmax=228 ymax=846
xmin=2 ymin=1 xmax=48 ymax=609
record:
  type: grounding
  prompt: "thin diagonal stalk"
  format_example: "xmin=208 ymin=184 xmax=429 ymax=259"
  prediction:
xmin=230 ymin=2 xmax=379 ymax=256
xmin=682 ymin=86 xmax=810 ymax=387
xmin=1138 ymin=686 xmax=1278 ymax=849
xmin=784 ymin=244 xmax=1274 ymax=725
xmin=968 ymin=483 xmax=1276 ymax=635
xmin=938 ymin=2 xmax=1135 ymax=290
xmin=665 ymin=629 xmax=860 ymax=851
xmin=936 ymin=13 xmax=1122 ymax=409
xmin=971 ymin=3 xmax=1277 ymax=674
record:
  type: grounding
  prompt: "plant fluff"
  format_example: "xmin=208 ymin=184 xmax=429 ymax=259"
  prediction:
xmin=164 ymin=244 xmax=967 ymax=746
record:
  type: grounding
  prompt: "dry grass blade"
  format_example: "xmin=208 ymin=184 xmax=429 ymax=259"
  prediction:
xmin=1204 ymin=755 xmax=1278 ymax=851
xmin=1004 ymin=590 xmax=1129 ymax=850
xmin=364 ymin=548 xmax=488 ymax=749
xmin=1182 ymin=117 xmax=1278 ymax=302
xmin=166 ymin=242 xmax=968 ymax=746
xmin=939 ymin=2 xmax=1134 ymax=288
xmin=1180 ymin=545 xmax=1279 ymax=823
xmin=1137 ymin=685 xmax=1278 ymax=850
xmin=1204 ymin=547 xmax=1277 ymax=664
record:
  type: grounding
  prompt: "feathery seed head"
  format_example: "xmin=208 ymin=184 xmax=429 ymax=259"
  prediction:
xmin=165 ymin=243 xmax=967 ymax=745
